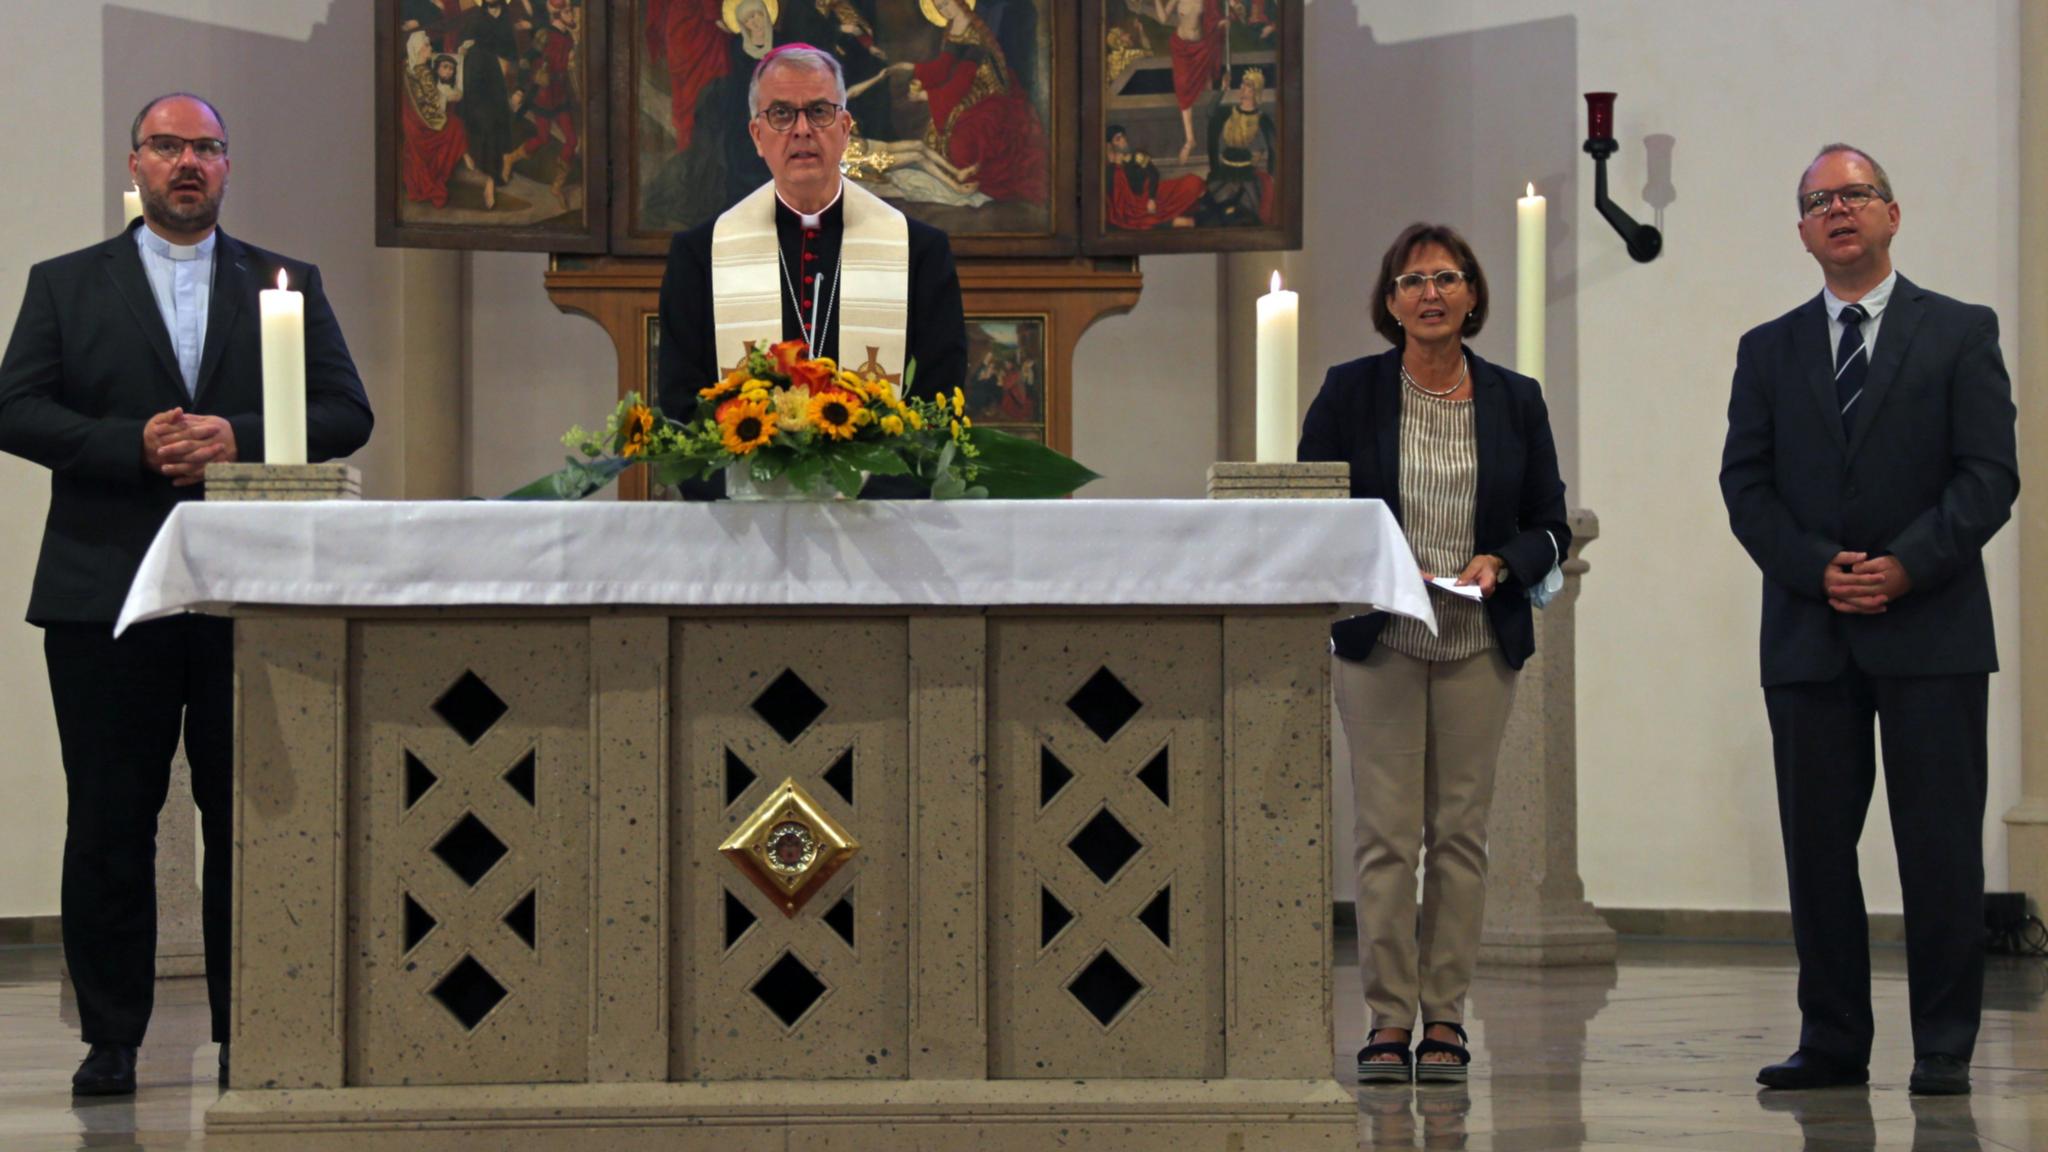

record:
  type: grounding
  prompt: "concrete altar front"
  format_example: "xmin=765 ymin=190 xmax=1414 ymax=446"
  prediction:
xmin=119 ymin=501 xmax=1430 ymax=1149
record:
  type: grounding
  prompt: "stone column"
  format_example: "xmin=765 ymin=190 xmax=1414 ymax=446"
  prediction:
xmin=2009 ymin=0 xmax=2048 ymax=919
xmin=1480 ymin=507 xmax=1617 ymax=966
xmin=154 ymin=749 xmax=205 ymax=978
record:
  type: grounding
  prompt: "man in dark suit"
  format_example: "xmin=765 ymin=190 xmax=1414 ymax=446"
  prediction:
xmin=0 ymin=93 xmax=374 ymax=1096
xmin=1721 ymin=143 xmax=2018 ymax=1097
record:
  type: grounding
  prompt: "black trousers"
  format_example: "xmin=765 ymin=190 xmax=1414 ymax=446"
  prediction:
xmin=1764 ymin=666 xmax=1987 ymax=1063
xmin=44 ymin=616 xmax=233 ymax=1046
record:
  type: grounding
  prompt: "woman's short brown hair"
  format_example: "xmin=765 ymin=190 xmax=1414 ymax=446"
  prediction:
xmin=1370 ymin=223 xmax=1489 ymax=347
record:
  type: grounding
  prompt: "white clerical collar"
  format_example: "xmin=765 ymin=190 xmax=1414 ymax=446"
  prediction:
xmin=775 ymin=181 xmax=844 ymax=230
xmin=1823 ymin=268 xmax=1896 ymax=321
xmin=137 ymin=223 xmax=215 ymax=263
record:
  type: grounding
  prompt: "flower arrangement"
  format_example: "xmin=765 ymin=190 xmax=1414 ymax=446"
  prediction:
xmin=506 ymin=340 xmax=1097 ymax=501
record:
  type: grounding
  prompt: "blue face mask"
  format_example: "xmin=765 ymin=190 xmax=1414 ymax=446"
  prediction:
xmin=1528 ymin=529 xmax=1565 ymax=609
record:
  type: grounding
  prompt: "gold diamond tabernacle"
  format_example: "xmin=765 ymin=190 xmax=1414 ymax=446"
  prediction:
xmin=719 ymin=777 xmax=860 ymax=916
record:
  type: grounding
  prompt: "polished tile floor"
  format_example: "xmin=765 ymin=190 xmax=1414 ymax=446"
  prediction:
xmin=1 ymin=937 xmax=2042 ymax=1150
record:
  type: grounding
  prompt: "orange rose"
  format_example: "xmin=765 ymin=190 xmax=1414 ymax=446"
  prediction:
xmin=768 ymin=339 xmax=809 ymax=376
xmin=788 ymin=358 xmax=836 ymax=395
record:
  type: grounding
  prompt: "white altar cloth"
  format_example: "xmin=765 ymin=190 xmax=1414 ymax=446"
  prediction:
xmin=117 ymin=499 xmax=1434 ymax=634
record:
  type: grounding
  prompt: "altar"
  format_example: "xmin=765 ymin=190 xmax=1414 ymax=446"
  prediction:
xmin=120 ymin=499 xmax=1429 ymax=1150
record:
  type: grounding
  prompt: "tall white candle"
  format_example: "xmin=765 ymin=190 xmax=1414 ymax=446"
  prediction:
xmin=122 ymin=185 xmax=143 ymax=225
xmin=1517 ymin=183 xmax=1546 ymax=383
xmin=260 ymin=269 xmax=308 ymax=465
xmin=1255 ymin=271 xmax=1299 ymax=462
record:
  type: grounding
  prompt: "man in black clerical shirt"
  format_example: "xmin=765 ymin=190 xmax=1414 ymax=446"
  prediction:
xmin=655 ymin=42 xmax=967 ymax=503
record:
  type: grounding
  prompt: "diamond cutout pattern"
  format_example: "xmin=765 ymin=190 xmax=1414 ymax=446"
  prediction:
xmin=1139 ymin=885 xmax=1172 ymax=947
xmin=431 ymin=955 xmax=508 ymax=1031
xmin=823 ymin=894 xmax=856 ymax=947
xmin=1137 ymin=746 xmax=1170 ymax=806
xmin=752 ymin=670 xmax=827 ymax=744
xmin=822 ymin=748 xmax=854 ymax=805
xmin=1067 ymin=667 xmax=1142 ymax=742
xmin=1039 ymin=747 xmax=1073 ymax=808
xmin=431 ymin=812 xmax=509 ymax=887
xmin=504 ymin=888 xmax=537 ymax=949
xmin=751 ymin=951 xmax=827 ymax=1028
xmin=725 ymin=750 xmax=757 ymax=807
xmin=1041 ymin=885 xmax=1074 ymax=948
xmin=724 ymin=888 xmax=758 ymax=950
xmin=1068 ymin=808 xmax=1142 ymax=884
xmin=404 ymin=750 xmax=438 ymax=809
xmin=503 ymin=749 xmax=536 ymax=806
xmin=1067 ymin=950 xmax=1144 ymax=1027
xmin=433 ymin=670 xmax=509 ymax=746
xmin=403 ymin=892 xmax=437 ymax=953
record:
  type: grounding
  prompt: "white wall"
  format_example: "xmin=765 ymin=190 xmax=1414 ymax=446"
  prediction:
xmin=0 ymin=0 xmax=2023 ymax=921
xmin=0 ymin=1 xmax=402 ymax=917
xmin=1333 ymin=0 xmax=2023 ymax=912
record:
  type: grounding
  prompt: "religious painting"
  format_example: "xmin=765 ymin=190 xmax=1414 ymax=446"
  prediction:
xmin=612 ymin=0 xmax=1075 ymax=257
xmin=962 ymin=314 xmax=1047 ymax=441
xmin=644 ymin=311 xmax=663 ymax=399
xmin=1079 ymin=0 xmax=1302 ymax=254
xmin=376 ymin=0 xmax=610 ymax=251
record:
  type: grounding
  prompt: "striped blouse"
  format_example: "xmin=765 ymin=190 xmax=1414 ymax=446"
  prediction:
xmin=1380 ymin=377 xmax=1492 ymax=661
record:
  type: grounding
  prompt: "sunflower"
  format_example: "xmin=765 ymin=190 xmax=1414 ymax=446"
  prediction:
xmin=718 ymin=398 xmax=778 ymax=455
xmin=807 ymin=389 xmax=864 ymax=440
xmin=619 ymin=403 xmax=656 ymax=457
xmin=700 ymin=365 xmax=753 ymax=402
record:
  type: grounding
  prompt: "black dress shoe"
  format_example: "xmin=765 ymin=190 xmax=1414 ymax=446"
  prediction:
xmin=71 ymin=1044 xmax=138 ymax=1097
xmin=1757 ymin=1048 xmax=1869 ymax=1089
xmin=1909 ymin=1053 xmax=1970 ymax=1095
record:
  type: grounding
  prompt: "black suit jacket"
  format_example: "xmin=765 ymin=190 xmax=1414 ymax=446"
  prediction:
xmin=1720 ymin=275 xmax=2018 ymax=686
xmin=0 ymin=222 xmax=374 ymax=624
xmin=1297 ymin=347 xmax=1569 ymax=670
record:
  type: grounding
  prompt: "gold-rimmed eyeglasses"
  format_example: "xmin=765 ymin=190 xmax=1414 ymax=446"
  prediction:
xmin=1392 ymin=270 xmax=1470 ymax=298
xmin=1800 ymin=183 xmax=1886 ymax=218
xmin=757 ymin=101 xmax=844 ymax=133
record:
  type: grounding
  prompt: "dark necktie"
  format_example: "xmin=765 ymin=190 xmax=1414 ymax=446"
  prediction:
xmin=1834 ymin=303 xmax=1869 ymax=437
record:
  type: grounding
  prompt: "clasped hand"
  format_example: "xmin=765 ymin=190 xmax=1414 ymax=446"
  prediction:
xmin=1823 ymin=550 xmax=1911 ymax=614
xmin=143 ymin=408 xmax=238 ymax=487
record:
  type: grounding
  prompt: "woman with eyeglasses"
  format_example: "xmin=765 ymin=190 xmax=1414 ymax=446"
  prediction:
xmin=1298 ymin=222 xmax=1570 ymax=1085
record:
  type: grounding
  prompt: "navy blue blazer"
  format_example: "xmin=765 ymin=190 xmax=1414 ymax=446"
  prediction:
xmin=0 ymin=221 xmax=374 ymax=624
xmin=1719 ymin=275 xmax=2018 ymax=686
xmin=1298 ymin=347 xmax=1569 ymax=670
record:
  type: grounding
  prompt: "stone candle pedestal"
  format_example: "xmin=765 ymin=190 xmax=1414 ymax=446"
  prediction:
xmin=1480 ymin=508 xmax=1618 ymax=966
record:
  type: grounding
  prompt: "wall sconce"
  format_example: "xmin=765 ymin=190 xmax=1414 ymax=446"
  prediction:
xmin=1583 ymin=92 xmax=1662 ymax=263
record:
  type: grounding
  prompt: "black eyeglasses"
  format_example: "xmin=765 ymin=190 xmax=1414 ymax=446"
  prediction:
xmin=1800 ymin=183 xmax=1886 ymax=218
xmin=137 ymin=134 xmax=227 ymax=162
xmin=1392 ymin=270 xmax=1471 ymax=298
xmin=757 ymin=101 xmax=844 ymax=133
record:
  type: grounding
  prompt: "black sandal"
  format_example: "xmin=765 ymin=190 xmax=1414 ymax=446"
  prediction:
xmin=1414 ymin=1021 xmax=1471 ymax=1083
xmin=1355 ymin=1028 xmax=1414 ymax=1084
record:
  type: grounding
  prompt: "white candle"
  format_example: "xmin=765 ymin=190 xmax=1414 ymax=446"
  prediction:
xmin=1516 ymin=182 xmax=1546 ymax=383
xmin=1255 ymin=270 xmax=1299 ymax=462
xmin=122 ymin=185 xmax=143 ymax=225
xmin=259 ymin=269 xmax=308 ymax=465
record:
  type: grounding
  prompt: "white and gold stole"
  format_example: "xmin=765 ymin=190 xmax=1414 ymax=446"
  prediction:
xmin=709 ymin=179 xmax=910 ymax=378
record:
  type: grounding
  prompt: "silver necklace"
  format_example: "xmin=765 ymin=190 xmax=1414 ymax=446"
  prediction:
xmin=1400 ymin=352 xmax=1467 ymax=397
xmin=777 ymin=246 xmax=841 ymax=360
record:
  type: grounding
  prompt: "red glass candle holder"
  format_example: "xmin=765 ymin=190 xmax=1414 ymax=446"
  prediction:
xmin=1584 ymin=92 xmax=1616 ymax=142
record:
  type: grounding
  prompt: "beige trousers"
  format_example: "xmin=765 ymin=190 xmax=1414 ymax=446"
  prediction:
xmin=1336 ymin=645 xmax=1517 ymax=1030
